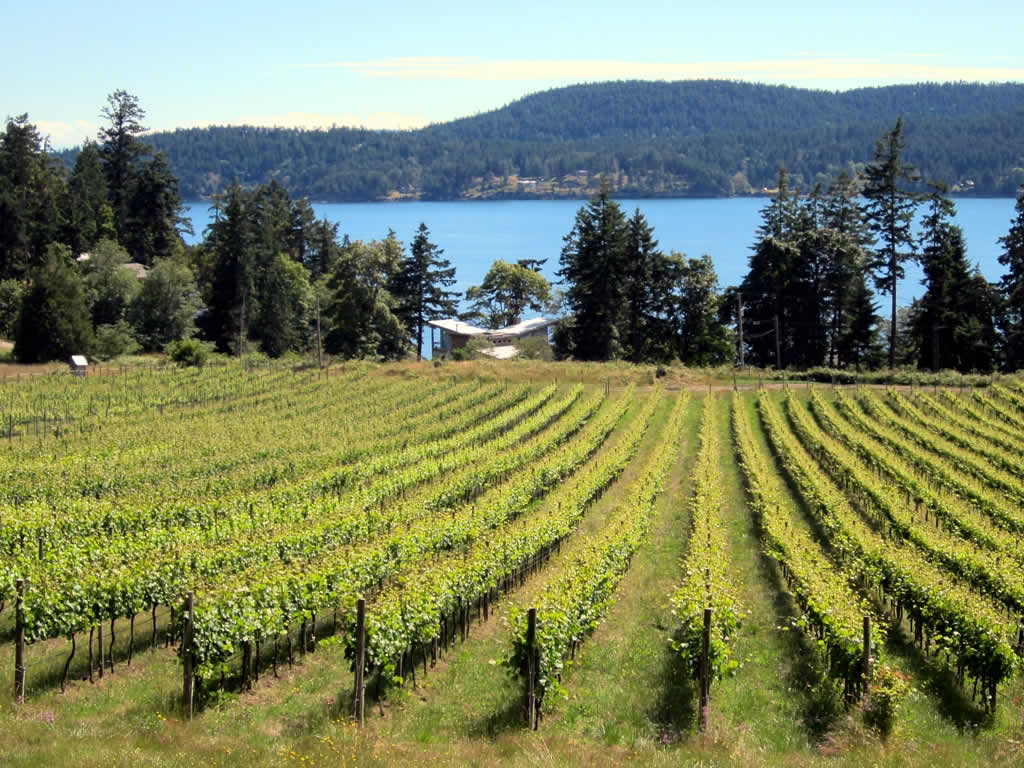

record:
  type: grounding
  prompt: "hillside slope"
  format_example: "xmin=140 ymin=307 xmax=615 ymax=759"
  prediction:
xmin=70 ymin=80 xmax=1024 ymax=200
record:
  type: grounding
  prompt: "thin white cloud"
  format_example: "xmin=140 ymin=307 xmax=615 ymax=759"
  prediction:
xmin=321 ymin=56 xmax=1024 ymax=84
xmin=42 ymin=111 xmax=432 ymax=148
xmin=35 ymin=119 xmax=99 ymax=149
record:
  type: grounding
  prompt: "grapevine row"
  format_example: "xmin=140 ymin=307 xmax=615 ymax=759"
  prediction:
xmin=732 ymin=394 xmax=878 ymax=696
xmin=757 ymin=392 xmax=1018 ymax=707
xmin=504 ymin=391 xmax=688 ymax=712
xmin=185 ymin=387 xmax=635 ymax=678
xmin=669 ymin=395 xmax=743 ymax=685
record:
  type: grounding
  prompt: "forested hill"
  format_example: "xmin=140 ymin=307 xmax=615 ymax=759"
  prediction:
xmin=73 ymin=80 xmax=1024 ymax=201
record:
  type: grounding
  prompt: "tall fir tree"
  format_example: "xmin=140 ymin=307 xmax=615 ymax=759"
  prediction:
xmin=123 ymin=151 xmax=188 ymax=265
xmin=205 ymin=182 xmax=256 ymax=354
xmin=389 ymin=222 xmax=458 ymax=360
xmin=62 ymin=141 xmax=113 ymax=257
xmin=862 ymin=117 xmax=920 ymax=369
xmin=305 ymin=218 xmax=344 ymax=280
xmin=257 ymin=253 xmax=312 ymax=357
xmin=821 ymin=172 xmax=875 ymax=367
xmin=0 ymin=115 xmax=65 ymax=279
xmin=98 ymin=90 xmax=147 ymax=242
xmin=912 ymin=185 xmax=998 ymax=372
xmin=912 ymin=186 xmax=963 ymax=371
xmin=740 ymin=169 xmax=809 ymax=369
xmin=622 ymin=209 xmax=663 ymax=362
xmin=838 ymin=278 xmax=880 ymax=370
xmin=556 ymin=180 xmax=628 ymax=360
xmin=998 ymin=193 xmax=1024 ymax=370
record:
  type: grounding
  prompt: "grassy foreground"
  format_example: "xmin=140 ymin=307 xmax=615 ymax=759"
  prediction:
xmin=3 ymin=363 xmax=1024 ymax=767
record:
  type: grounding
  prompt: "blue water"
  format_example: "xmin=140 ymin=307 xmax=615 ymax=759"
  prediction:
xmin=184 ymin=197 xmax=1020 ymax=307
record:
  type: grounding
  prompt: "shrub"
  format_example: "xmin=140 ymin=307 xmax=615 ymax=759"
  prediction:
xmin=167 ymin=338 xmax=213 ymax=367
xmin=93 ymin=321 xmax=140 ymax=361
xmin=863 ymin=664 xmax=911 ymax=738
xmin=450 ymin=336 xmax=493 ymax=361
xmin=514 ymin=336 xmax=553 ymax=361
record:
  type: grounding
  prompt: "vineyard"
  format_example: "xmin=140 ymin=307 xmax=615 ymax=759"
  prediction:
xmin=3 ymin=362 xmax=1024 ymax=767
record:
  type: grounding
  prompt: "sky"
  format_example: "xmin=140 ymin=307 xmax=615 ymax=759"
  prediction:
xmin=3 ymin=0 xmax=1023 ymax=149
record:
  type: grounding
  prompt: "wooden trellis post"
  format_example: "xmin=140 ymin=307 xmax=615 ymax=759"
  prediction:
xmin=525 ymin=608 xmax=537 ymax=729
xmin=353 ymin=598 xmax=366 ymax=724
xmin=14 ymin=579 xmax=25 ymax=704
xmin=182 ymin=592 xmax=195 ymax=719
xmin=862 ymin=615 xmax=871 ymax=694
xmin=698 ymin=607 xmax=712 ymax=732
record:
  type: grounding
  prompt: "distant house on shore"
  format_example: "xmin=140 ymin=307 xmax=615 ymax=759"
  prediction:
xmin=76 ymin=253 xmax=150 ymax=279
xmin=427 ymin=317 xmax=556 ymax=359
xmin=426 ymin=319 xmax=489 ymax=355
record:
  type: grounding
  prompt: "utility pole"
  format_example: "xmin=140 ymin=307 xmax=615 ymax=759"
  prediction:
xmin=774 ymin=313 xmax=782 ymax=371
xmin=238 ymin=293 xmax=246 ymax=358
xmin=315 ymin=293 xmax=323 ymax=369
xmin=737 ymin=292 xmax=744 ymax=368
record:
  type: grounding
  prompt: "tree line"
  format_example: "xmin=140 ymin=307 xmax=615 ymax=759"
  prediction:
xmin=0 ymin=94 xmax=475 ymax=364
xmin=554 ymin=119 xmax=1024 ymax=374
xmin=4 ymin=95 xmax=1024 ymax=375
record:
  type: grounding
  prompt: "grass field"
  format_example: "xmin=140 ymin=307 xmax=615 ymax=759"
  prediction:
xmin=3 ymin=361 xmax=1024 ymax=767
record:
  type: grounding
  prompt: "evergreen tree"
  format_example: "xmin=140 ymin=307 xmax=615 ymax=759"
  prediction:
xmin=953 ymin=268 xmax=1000 ymax=372
xmin=288 ymin=197 xmax=316 ymax=266
xmin=389 ymin=222 xmax=458 ymax=360
xmin=998 ymin=193 xmax=1024 ymax=370
xmin=789 ymin=188 xmax=830 ymax=367
xmin=97 ymin=91 xmax=186 ymax=265
xmin=862 ymin=117 xmax=920 ymax=369
xmin=757 ymin=167 xmax=799 ymax=241
xmin=740 ymin=170 xmax=807 ymax=369
xmin=257 ymin=253 xmax=311 ymax=357
xmin=62 ymin=141 xmax=113 ymax=257
xmin=306 ymin=218 xmax=343 ymax=280
xmin=912 ymin=186 xmax=998 ymax=372
xmin=556 ymin=181 xmax=629 ymax=360
xmin=0 ymin=115 xmax=65 ymax=279
xmin=98 ymin=90 xmax=147 ymax=241
xmin=204 ymin=182 xmax=255 ymax=354
xmin=837 ymin=278 xmax=880 ymax=370
xmin=123 ymin=151 xmax=188 ymax=265
xmin=622 ymin=209 xmax=663 ymax=362
xmin=821 ymin=172 xmax=874 ymax=367
xmin=912 ymin=187 xmax=963 ymax=370
xmin=13 ymin=244 xmax=94 ymax=362
xmin=740 ymin=236 xmax=801 ymax=368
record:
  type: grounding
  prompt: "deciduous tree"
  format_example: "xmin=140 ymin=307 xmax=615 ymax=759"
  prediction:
xmin=464 ymin=259 xmax=551 ymax=329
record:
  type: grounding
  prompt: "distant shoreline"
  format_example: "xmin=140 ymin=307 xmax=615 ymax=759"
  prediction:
xmin=183 ymin=191 xmax=1017 ymax=205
